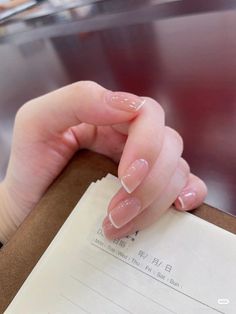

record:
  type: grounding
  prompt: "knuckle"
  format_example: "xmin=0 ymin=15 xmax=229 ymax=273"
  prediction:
xmin=193 ymin=174 xmax=208 ymax=195
xmin=15 ymin=101 xmax=33 ymax=125
xmin=71 ymin=80 xmax=101 ymax=91
xmin=177 ymin=158 xmax=190 ymax=187
xmin=166 ymin=126 xmax=183 ymax=152
xmin=70 ymin=81 xmax=105 ymax=102
xmin=179 ymin=158 xmax=190 ymax=176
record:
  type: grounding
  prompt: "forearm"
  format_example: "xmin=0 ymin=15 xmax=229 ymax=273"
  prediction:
xmin=0 ymin=183 xmax=19 ymax=244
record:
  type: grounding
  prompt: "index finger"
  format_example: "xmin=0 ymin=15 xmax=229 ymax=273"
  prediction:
xmin=118 ymin=97 xmax=165 ymax=193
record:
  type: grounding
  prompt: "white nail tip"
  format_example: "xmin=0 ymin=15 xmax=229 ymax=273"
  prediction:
xmin=108 ymin=212 xmax=120 ymax=229
xmin=135 ymin=99 xmax=146 ymax=111
xmin=121 ymin=178 xmax=132 ymax=194
xmin=177 ymin=196 xmax=185 ymax=209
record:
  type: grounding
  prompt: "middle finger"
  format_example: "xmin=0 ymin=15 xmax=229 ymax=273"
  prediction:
xmin=106 ymin=126 xmax=183 ymax=229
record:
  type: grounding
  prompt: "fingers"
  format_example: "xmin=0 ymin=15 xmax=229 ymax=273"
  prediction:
xmin=11 ymin=80 xmax=207 ymax=241
xmin=15 ymin=81 xmax=144 ymax=137
xmin=117 ymin=97 xmax=165 ymax=193
xmin=73 ymin=96 xmax=165 ymax=168
xmin=6 ymin=81 xmax=147 ymax=218
xmin=103 ymin=163 xmax=208 ymax=240
xmin=106 ymin=126 xmax=184 ymax=229
xmin=103 ymin=158 xmax=190 ymax=239
xmin=71 ymin=123 xmax=127 ymax=163
xmin=174 ymin=173 xmax=207 ymax=211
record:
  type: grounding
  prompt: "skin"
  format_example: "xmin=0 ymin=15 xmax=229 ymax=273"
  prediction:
xmin=0 ymin=81 xmax=207 ymax=243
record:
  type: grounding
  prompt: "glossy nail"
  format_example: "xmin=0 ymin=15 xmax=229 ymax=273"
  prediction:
xmin=106 ymin=91 xmax=145 ymax=112
xmin=176 ymin=189 xmax=197 ymax=210
xmin=102 ymin=216 xmax=134 ymax=240
xmin=121 ymin=159 xmax=149 ymax=193
xmin=109 ymin=197 xmax=141 ymax=229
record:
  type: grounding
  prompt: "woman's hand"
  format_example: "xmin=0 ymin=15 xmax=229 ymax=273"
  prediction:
xmin=0 ymin=81 xmax=207 ymax=243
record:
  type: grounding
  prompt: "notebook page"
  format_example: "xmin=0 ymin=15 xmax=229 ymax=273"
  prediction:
xmin=5 ymin=175 xmax=236 ymax=314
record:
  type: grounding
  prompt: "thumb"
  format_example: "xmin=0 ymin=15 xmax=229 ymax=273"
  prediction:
xmin=16 ymin=81 xmax=144 ymax=138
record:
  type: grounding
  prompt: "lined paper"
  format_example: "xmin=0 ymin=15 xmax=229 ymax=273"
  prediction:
xmin=5 ymin=175 xmax=236 ymax=314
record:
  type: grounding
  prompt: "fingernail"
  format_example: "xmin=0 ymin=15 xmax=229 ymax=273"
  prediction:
xmin=121 ymin=159 xmax=149 ymax=193
xmin=102 ymin=216 xmax=134 ymax=240
xmin=106 ymin=91 xmax=145 ymax=112
xmin=176 ymin=189 xmax=197 ymax=210
xmin=108 ymin=197 xmax=141 ymax=229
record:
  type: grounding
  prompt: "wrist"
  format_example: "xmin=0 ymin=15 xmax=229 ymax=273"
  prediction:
xmin=0 ymin=182 xmax=19 ymax=244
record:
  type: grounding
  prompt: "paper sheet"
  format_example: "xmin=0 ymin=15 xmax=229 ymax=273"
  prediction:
xmin=5 ymin=175 xmax=236 ymax=314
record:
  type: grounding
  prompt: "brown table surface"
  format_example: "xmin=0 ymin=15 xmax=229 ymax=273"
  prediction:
xmin=0 ymin=151 xmax=236 ymax=313
xmin=0 ymin=0 xmax=236 ymax=215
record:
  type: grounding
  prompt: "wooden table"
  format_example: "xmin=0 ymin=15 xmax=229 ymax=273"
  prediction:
xmin=0 ymin=151 xmax=235 ymax=313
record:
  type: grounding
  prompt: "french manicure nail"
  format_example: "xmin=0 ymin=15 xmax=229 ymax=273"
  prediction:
xmin=176 ymin=189 xmax=197 ymax=210
xmin=106 ymin=91 xmax=145 ymax=112
xmin=121 ymin=159 xmax=149 ymax=193
xmin=109 ymin=197 xmax=141 ymax=229
xmin=102 ymin=216 xmax=134 ymax=240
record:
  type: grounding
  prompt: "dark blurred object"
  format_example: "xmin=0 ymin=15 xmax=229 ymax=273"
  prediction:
xmin=0 ymin=0 xmax=236 ymax=215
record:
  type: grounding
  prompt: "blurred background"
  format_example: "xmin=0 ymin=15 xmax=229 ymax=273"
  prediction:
xmin=0 ymin=0 xmax=236 ymax=215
